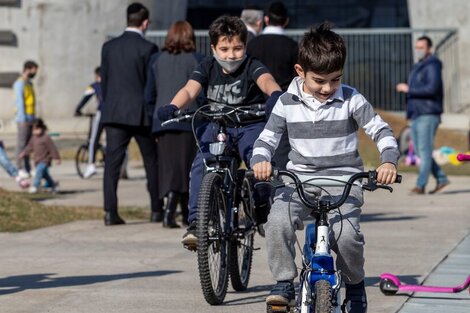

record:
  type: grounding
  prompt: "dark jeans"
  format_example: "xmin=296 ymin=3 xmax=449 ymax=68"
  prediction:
xmin=187 ymin=122 xmax=269 ymax=223
xmin=103 ymin=125 xmax=162 ymax=213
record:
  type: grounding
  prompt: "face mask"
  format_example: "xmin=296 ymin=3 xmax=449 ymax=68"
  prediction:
xmin=28 ymin=73 xmax=36 ymax=79
xmin=212 ymin=51 xmax=246 ymax=74
xmin=415 ymin=49 xmax=427 ymax=61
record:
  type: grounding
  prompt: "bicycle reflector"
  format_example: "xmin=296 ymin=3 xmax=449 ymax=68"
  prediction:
xmin=209 ymin=142 xmax=225 ymax=156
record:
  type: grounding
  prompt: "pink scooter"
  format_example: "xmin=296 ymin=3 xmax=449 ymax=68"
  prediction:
xmin=379 ymin=273 xmax=470 ymax=295
xmin=380 ymin=152 xmax=470 ymax=296
xmin=457 ymin=153 xmax=470 ymax=162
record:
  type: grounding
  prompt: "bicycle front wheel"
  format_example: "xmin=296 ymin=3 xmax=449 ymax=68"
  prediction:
xmin=197 ymin=172 xmax=230 ymax=305
xmin=229 ymin=175 xmax=254 ymax=291
xmin=75 ymin=144 xmax=89 ymax=178
xmin=314 ymin=280 xmax=333 ymax=313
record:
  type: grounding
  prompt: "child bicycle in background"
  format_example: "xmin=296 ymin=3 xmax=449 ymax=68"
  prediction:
xmin=251 ymin=23 xmax=400 ymax=312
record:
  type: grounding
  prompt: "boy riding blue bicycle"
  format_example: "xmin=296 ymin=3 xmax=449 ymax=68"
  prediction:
xmin=157 ymin=15 xmax=281 ymax=249
xmin=252 ymin=23 xmax=400 ymax=312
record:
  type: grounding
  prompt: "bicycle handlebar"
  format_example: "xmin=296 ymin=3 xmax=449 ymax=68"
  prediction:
xmin=160 ymin=103 xmax=265 ymax=127
xmin=246 ymin=169 xmax=401 ymax=211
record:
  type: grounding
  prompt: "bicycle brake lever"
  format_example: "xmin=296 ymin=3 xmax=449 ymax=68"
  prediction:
xmin=362 ymin=184 xmax=393 ymax=193
xmin=378 ymin=185 xmax=393 ymax=193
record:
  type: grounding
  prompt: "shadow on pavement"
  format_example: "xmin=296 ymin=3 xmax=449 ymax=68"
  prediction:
xmin=440 ymin=189 xmax=470 ymax=195
xmin=365 ymin=275 xmax=421 ymax=287
xmin=0 ymin=270 xmax=181 ymax=295
xmin=361 ymin=213 xmax=423 ymax=223
xmin=223 ymin=284 xmax=272 ymax=306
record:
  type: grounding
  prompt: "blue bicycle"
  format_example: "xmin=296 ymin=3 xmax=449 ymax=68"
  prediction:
xmin=264 ymin=169 xmax=401 ymax=313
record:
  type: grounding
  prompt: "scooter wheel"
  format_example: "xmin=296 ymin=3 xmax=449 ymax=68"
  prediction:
xmin=380 ymin=278 xmax=398 ymax=296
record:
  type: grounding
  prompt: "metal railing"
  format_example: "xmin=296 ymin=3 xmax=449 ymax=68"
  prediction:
xmin=142 ymin=28 xmax=460 ymax=113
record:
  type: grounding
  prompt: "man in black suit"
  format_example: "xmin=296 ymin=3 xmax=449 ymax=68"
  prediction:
xmin=100 ymin=2 xmax=163 ymax=225
xmin=247 ymin=1 xmax=298 ymax=169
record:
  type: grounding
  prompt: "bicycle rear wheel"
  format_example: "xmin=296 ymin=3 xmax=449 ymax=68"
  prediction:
xmin=197 ymin=172 xmax=230 ymax=305
xmin=229 ymin=175 xmax=255 ymax=291
xmin=75 ymin=144 xmax=89 ymax=178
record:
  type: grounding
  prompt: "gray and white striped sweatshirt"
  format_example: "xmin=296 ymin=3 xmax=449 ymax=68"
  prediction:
xmin=250 ymin=77 xmax=400 ymax=175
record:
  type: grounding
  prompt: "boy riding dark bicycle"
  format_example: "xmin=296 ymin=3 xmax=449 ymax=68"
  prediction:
xmin=251 ymin=23 xmax=400 ymax=312
xmin=157 ymin=15 xmax=281 ymax=249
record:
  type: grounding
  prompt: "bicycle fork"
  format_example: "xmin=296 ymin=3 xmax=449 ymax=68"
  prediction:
xmin=300 ymin=207 xmax=342 ymax=312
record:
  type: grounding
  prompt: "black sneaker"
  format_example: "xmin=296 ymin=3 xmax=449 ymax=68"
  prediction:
xmin=266 ymin=280 xmax=296 ymax=306
xmin=342 ymin=281 xmax=368 ymax=313
xmin=181 ymin=220 xmax=197 ymax=251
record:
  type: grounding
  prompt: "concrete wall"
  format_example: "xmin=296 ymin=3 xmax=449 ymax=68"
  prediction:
xmin=408 ymin=0 xmax=470 ymax=112
xmin=0 ymin=0 xmax=186 ymax=133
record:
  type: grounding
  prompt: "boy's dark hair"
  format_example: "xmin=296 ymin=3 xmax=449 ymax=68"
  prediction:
xmin=417 ymin=35 xmax=433 ymax=48
xmin=33 ymin=118 xmax=47 ymax=131
xmin=209 ymin=15 xmax=247 ymax=46
xmin=23 ymin=60 xmax=38 ymax=71
xmin=298 ymin=22 xmax=346 ymax=74
xmin=267 ymin=2 xmax=288 ymax=26
xmin=127 ymin=2 xmax=149 ymax=27
xmin=94 ymin=66 xmax=101 ymax=76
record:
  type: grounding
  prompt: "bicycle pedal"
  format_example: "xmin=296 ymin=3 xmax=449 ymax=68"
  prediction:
xmin=266 ymin=304 xmax=292 ymax=313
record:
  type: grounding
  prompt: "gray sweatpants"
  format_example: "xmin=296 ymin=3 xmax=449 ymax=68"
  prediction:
xmin=264 ymin=180 xmax=365 ymax=285
xmin=16 ymin=122 xmax=32 ymax=172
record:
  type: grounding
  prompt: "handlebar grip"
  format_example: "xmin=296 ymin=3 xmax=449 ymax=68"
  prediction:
xmin=245 ymin=169 xmax=255 ymax=179
xmin=457 ymin=153 xmax=470 ymax=162
xmin=395 ymin=175 xmax=402 ymax=183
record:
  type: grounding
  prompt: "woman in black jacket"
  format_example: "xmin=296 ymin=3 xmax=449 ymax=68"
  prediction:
xmin=145 ymin=21 xmax=203 ymax=228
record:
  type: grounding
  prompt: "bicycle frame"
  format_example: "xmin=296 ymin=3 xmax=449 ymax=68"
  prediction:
xmin=163 ymin=103 xmax=264 ymax=304
xmin=269 ymin=169 xmax=401 ymax=313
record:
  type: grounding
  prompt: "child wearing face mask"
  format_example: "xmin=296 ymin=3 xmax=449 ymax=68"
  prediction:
xmin=157 ymin=15 xmax=282 ymax=249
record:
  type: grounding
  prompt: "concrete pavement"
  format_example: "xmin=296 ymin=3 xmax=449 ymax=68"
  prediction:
xmin=1 ymin=160 xmax=470 ymax=312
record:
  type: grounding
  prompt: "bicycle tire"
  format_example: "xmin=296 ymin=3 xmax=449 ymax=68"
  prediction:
xmin=75 ymin=144 xmax=89 ymax=178
xmin=229 ymin=176 xmax=255 ymax=291
xmin=197 ymin=172 xmax=230 ymax=305
xmin=314 ymin=280 xmax=333 ymax=313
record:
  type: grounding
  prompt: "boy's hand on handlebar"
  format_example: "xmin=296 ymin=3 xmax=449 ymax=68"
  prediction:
xmin=157 ymin=104 xmax=179 ymax=121
xmin=253 ymin=161 xmax=272 ymax=181
xmin=376 ymin=162 xmax=397 ymax=185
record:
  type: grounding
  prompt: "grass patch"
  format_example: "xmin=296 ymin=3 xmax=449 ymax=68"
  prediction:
xmin=0 ymin=188 xmax=150 ymax=232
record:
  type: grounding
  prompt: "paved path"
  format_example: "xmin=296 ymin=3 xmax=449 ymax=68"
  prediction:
xmin=1 ymin=161 xmax=469 ymax=312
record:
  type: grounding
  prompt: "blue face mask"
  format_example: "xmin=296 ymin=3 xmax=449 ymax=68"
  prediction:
xmin=212 ymin=51 xmax=246 ymax=74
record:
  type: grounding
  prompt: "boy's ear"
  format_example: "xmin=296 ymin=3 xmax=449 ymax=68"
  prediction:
xmin=294 ymin=64 xmax=305 ymax=79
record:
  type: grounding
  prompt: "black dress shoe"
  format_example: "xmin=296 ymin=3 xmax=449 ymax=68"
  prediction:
xmin=104 ymin=212 xmax=126 ymax=226
xmin=150 ymin=210 xmax=164 ymax=223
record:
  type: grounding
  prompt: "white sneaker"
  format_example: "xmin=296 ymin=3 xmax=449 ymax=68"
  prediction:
xmin=28 ymin=186 xmax=38 ymax=194
xmin=18 ymin=169 xmax=30 ymax=179
xmin=83 ymin=164 xmax=97 ymax=179
xmin=15 ymin=176 xmax=30 ymax=189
